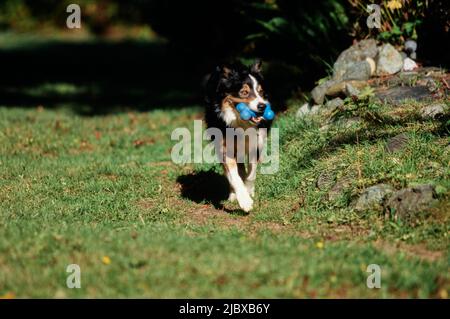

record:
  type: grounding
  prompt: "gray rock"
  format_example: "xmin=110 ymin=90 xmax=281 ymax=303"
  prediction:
xmin=405 ymin=39 xmax=417 ymax=54
xmin=342 ymin=60 xmax=372 ymax=81
xmin=354 ymin=184 xmax=394 ymax=212
xmin=386 ymin=133 xmax=409 ymax=153
xmin=385 ymin=184 xmax=437 ymax=224
xmin=325 ymin=97 xmax=344 ymax=111
xmin=296 ymin=103 xmax=321 ymax=118
xmin=376 ymin=43 xmax=403 ymax=75
xmin=420 ymin=103 xmax=446 ymax=119
xmin=376 ymin=86 xmax=433 ymax=103
xmin=333 ymin=39 xmax=378 ymax=79
xmin=345 ymin=83 xmax=361 ymax=97
xmin=312 ymin=80 xmax=342 ymax=105
xmin=311 ymin=79 xmax=368 ymax=105
xmin=325 ymin=80 xmax=366 ymax=97
xmin=324 ymin=80 xmax=346 ymax=97
xmin=402 ymin=57 xmax=418 ymax=71
xmin=328 ymin=175 xmax=353 ymax=201
xmin=311 ymin=83 xmax=328 ymax=105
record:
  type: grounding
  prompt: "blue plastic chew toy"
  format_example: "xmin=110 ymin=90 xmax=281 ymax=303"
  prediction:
xmin=236 ymin=102 xmax=275 ymax=121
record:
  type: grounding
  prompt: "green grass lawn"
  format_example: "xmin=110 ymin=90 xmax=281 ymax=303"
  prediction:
xmin=0 ymin=95 xmax=449 ymax=298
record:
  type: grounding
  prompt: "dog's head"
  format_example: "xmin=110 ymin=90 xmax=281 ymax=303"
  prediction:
xmin=214 ymin=60 xmax=271 ymax=126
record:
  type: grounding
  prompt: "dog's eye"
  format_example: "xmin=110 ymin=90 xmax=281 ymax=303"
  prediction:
xmin=239 ymin=89 xmax=249 ymax=98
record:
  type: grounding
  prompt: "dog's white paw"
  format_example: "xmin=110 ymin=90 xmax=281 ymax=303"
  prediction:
xmin=237 ymin=191 xmax=253 ymax=212
xmin=228 ymin=192 xmax=237 ymax=202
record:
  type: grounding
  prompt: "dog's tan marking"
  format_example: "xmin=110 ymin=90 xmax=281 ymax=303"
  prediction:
xmin=239 ymin=84 xmax=252 ymax=98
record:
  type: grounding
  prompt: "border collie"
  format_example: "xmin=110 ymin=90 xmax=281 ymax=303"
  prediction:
xmin=204 ymin=60 xmax=273 ymax=212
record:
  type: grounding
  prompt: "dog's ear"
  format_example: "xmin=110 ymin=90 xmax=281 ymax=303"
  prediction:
xmin=217 ymin=65 xmax=233 ymax=79
xmin=251 ymin=59 xmax=263 ymax=74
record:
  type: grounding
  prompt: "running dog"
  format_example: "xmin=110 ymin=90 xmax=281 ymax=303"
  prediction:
xmin=204 ymin=60 xmax=273 ymax=212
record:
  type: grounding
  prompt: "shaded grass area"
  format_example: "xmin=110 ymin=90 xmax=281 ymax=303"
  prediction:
xmin=0 ymin=94 xmax=449 ymax=297
xmin=0 ymin=34 xmax=205 ymax=115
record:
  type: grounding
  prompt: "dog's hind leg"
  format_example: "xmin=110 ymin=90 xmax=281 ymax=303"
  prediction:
xmin=224 ymin=157 xmax=253 ymax=212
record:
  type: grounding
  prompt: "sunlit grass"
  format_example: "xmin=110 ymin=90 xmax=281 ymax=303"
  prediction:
xmin=0 ymin=94 xmax=448 ymax=297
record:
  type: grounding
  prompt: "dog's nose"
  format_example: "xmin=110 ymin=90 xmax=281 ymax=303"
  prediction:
xmin=257 ymin=103 xmax=266 ymax=112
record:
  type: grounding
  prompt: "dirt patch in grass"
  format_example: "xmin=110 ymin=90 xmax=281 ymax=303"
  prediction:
xmin=136 ymin=184 xmax=309 ymax=237
xmin=183 ymin=203 xmax=296 ymax=234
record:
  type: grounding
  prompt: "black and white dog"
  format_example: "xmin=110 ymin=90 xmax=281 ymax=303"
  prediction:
xmin=204 ymin=61 xmax=273 ymax=212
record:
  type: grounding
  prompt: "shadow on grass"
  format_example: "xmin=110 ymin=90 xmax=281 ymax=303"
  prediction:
xmin=177 ymin=170 xmax=251 ymax=216
xmin=176 ymin=170 xmax=229 ymax=210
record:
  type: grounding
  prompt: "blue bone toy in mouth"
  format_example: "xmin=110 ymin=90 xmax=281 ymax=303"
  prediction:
xmin=236 ymin=102 xmax=275 ymax=121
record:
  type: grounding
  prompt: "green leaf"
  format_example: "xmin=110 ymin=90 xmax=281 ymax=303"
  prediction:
xmin=256 ymin=17 xmax=287 ymax=33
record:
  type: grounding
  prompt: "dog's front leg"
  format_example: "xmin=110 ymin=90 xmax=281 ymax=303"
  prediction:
xmin=224 ymin=157 xmax=253 ymax=212
xmin=228 ymin=163 xmax=246 ymax=202
xmin=245 ymin=128 xmax=266 ymax=198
